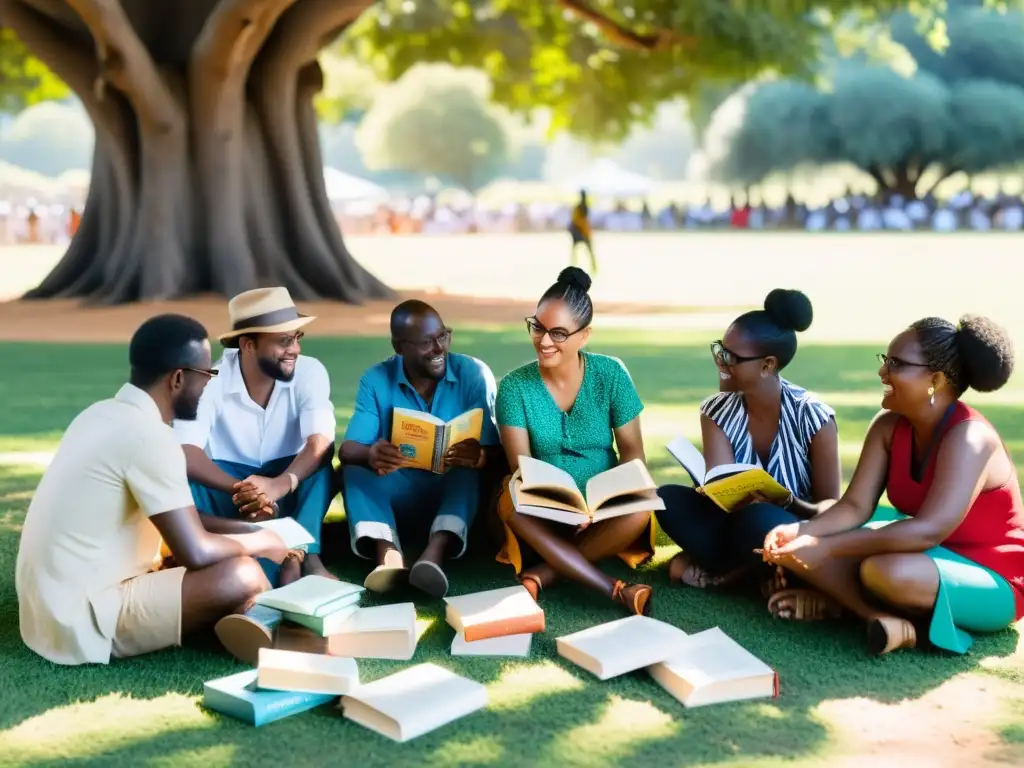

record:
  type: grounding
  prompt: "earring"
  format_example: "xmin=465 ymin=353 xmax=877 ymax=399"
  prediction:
xmin=928 ymin=386 xmax=935 ymax=406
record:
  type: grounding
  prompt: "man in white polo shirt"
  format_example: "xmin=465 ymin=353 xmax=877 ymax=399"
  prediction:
xmin=175 ymin=287 xmax=337 ymax=586
xmin=16 ymin=315 xmax=289 ymax=666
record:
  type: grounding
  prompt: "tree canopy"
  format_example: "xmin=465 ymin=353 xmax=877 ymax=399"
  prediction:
xmin=702 ymin=3 xmax=1024 ymax=196
xmin=0 ymin=26 xmax=67 ymax=113
xmin=356 ymin=64 xmax=511 ymax=191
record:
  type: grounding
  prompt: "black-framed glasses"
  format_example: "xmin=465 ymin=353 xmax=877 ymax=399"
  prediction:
xmin=710 ymin=340 xmax=763 ymax=367
xmin=525 ymin=316 xmax=587 ymax=344
xmin=183 ymin=367 xmax=218 ymax=378
xmin=400 ymin=327 xmax=453 ymax=354
xmin=876 ymin=353 xmax=930 ymax=372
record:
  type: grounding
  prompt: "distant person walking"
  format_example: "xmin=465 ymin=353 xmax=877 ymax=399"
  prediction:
xmin=568 ymin=190 xmax=597 ymax=276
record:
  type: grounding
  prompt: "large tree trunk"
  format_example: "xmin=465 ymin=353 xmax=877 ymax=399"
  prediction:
xmin=1 ymin=0 xmax=391 ymax=304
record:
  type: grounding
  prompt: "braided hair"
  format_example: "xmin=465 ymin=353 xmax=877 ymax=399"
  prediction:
xmin=911 ymin=315 xmax=1015 ymax=395
xmin=539 ymin=267 xmax=593 ymax=328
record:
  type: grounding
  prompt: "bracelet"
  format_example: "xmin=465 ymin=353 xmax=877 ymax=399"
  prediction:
xmin=287 ymin=472 xmax=298 ymax=493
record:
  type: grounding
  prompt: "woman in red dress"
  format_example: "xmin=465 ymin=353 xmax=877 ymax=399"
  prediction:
xmin=763 ymin=314 xmax=1023 ymax=655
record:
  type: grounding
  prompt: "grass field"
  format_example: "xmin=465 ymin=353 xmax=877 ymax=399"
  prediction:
xmin=0 ymin=235 xmax=1022 ymax=767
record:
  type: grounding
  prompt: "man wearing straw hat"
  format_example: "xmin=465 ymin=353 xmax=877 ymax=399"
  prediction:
xmin=175 ymin=287 xmax=337 ymax=587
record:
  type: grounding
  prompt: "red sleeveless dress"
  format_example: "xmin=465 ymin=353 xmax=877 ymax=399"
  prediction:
xmin=886 ymin=401 xmax=1024 ymax=620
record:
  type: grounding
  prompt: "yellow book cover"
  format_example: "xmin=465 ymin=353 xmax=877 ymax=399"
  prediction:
xmin=700 ymin=465 xmax=791 ymax=512
xmin=391 ymin=407 xmax=483 ymax=473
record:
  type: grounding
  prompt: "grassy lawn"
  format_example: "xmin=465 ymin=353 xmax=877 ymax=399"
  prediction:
xmin=0 ymin=328 xmax=1022 ymax=767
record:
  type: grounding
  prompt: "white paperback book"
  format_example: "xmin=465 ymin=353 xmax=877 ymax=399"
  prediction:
xmin=450 ymin=631 xmax=532 ymax=658
xmin=329 ymin=603 xmax=418 ymax=661
xmin=256 ymin=647 xmax=359 ymax=696
xmin=253 ymin=517 xmax=316 ymax=550
xmin=556 ymin=615 xmax=690 ymax=680
xmin=341 ymin=663 xmax=488 ymax=742
xmin=647 ymin=627 xmax=777 ymax=708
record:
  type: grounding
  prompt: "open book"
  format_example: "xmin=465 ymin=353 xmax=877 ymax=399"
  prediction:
xmin=666 ymin=436 xmax=791 ymax=512
xmin=647 ymin=627 xmax=778 ymax=708
xmin=391 ymin=407 xmax=483 ymax=473
xmin=341 ymin=663 xmax=488 ymax=742
xmin=556 ymin=615 xmax=689 ymax=680
xmin=510 ymin=456 xmax=665 ymax=525
xmin=444 ymin=585 xmax=544 ymax=642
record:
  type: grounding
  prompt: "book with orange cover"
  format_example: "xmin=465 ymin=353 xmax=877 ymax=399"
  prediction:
xmin=443 ymin=585 xmax=544 ymax=642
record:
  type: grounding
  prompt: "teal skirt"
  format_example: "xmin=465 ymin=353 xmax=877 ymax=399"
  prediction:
xmin=865 ymin=506 xmax=1016 ymax=654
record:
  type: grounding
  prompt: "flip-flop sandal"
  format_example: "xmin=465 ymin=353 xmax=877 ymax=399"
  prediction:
xmin=767 ymin=588 xmax=843 ymax=621
xmin=214 ymin=605 xmax=282 ymax=664
xmin=363 ymin=564 xmax=409 ymax=593
xmin=409 ymin=560 xmax=449 ymax=599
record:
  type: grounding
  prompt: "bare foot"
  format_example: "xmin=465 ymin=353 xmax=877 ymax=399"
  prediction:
xmin=668 ymin=552 xmax=728 ymax=588
xmin=279 ymin=552 xmax=303 ymax=586
xmin=300 ymin=553 xmax=338 ymax=580
xmin=768 ymin=588 xmax=843 ymax=621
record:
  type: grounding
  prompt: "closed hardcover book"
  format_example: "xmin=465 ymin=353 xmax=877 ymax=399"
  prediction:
xmin=281 ymin=602 xmax=361 ymax=637
xmin=444 ymin=585 xmax=544 ymax=642
xmin=203 ymin=670 xmax=336 ymax=727
xmin=254 ymin=576 xmax=364 ymax=617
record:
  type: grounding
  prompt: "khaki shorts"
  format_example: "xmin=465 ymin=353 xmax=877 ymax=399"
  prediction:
xmin=111 ymin=566 xmax=186 ymax=659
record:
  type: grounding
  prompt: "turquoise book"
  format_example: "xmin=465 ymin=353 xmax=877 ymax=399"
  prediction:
xmin=203 ymin=670 xmax=336 ymax=726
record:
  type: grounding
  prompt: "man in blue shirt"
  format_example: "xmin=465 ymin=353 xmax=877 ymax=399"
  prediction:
xmin=339 ymin=300 xmax=499 ymax=598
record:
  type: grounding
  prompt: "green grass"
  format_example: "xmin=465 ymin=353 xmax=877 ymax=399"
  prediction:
xmin=0 ymin=329 xmax=1022 ymax=767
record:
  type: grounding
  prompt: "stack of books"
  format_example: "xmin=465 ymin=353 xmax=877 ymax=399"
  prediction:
xmin=443 ymin=585 xmax=545 ymax=657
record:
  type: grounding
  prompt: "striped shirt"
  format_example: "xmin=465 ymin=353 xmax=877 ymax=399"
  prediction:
xmin=700 ymin=379 xmax=836 ymax=502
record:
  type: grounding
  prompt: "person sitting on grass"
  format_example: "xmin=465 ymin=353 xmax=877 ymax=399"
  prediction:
xmin=493 ymin=267 xmax=656 ymax=615
xmin=175 ymin=287 xmax=337 ymax=588
xmin=763 ymin=315 xmax=1024 ymax=655
xmin=655 ymin=289 xmax=842 ymax=618
xmin=339 ymin=300 xmax=500 ymax=598
xmin=16 ymin=314 xmax=288 ymax=666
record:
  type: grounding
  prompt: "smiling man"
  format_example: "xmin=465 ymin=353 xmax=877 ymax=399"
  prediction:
xmin=174 ymin=287 xmax=337 ymax=589
xmin=339 ymin=300 xmax=499 ymax=598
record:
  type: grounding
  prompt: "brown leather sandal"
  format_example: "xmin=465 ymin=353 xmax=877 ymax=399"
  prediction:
xmin=867 ymin=616 xmax=917 ymax=655
xmin=519 ymin=573 xmax=542 ymax=602
xmin=767 ymin=588 xmax=843 ymax=621
xmin=612 ymin=580 xmax=653 ymax=616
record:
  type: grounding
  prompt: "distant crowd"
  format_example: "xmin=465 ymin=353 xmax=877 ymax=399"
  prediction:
xmin=342 ymin=189 xmax=1024 ymax=236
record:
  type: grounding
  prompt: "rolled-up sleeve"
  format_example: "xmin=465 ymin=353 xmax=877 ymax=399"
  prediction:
xmin=298 ymin=359 xmax=336 ymax=441
xmin=344 ymin=370 xmax=382 ymax=445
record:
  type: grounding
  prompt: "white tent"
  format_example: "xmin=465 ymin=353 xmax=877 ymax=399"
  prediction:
xmin=560 ymin=158 xmax=657 ymax=198
xmin=322 ymin=167 xmax=389 ymax=202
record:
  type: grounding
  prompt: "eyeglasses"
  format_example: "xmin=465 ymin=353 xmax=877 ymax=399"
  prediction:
xmin=525 ymin=317 xmax=587 ymax=344
xmin=876 ymin=353 xmax=930 ymax=372
xmin=182 ymin=367 xmax=218 ymax=378
xmin=400 ymin=327 xmax=452 ymax=354
xmin=710 ymin=341 xmax=763 ymax=367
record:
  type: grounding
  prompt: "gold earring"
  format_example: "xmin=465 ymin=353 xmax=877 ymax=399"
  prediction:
xmin=928 ymin=386 xmax=935 ymax=406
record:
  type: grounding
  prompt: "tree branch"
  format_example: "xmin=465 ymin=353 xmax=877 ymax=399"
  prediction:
xmin=63 ymin=0 xmax=181 ymax=133
xmin=191 ymin=0 xmax=300 ymax=83
xmin=557 ymin=0 xmax=694 ymax=52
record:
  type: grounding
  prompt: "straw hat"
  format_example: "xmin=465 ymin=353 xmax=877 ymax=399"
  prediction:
xmin=218 ymin=287 xmax=315 ymax=347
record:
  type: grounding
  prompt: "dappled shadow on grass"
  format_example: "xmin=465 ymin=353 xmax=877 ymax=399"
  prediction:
xmin=0 ymin=466 xmax=1020 ymax=768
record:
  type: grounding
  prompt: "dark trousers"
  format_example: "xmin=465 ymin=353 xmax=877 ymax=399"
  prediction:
xmin=655 ymin=484 xmax=800 ymax=575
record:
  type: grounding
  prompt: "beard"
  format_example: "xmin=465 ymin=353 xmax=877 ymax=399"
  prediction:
xmin=172 ymin=391 xmax=201 ymax=421
xmin=258 ymin=354 xmax=295 ymax=382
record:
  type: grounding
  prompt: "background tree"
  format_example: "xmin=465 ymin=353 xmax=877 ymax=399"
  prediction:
xmin=0 ymin=0 xmax=1017 ymax=304
xmin=702 ymin=4 xmax=1024 ymax=197
xmin=356 ymin=65 xmax=511 ymax=192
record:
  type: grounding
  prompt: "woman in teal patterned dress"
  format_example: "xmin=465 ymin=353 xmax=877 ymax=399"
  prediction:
xmin=493 ymin=267 xmax=656 ymax=615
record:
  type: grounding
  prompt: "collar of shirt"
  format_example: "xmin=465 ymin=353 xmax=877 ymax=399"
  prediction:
xmin=115 ymin=383 xmax=165 ymax=424
xmin=391 ymin=354 xmax=458 ymax=409
xmin=220 ymin=349 xmax=295 ymax=400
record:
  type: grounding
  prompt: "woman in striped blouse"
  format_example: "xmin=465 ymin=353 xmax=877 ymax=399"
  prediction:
xmin=656 ymin=289 xmax=843 ymax=617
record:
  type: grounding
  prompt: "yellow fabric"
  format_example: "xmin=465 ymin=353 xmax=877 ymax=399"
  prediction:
xmin=494 ymin=475 xmax=655 ymax=573
xmin=571 ymin=206 xmax=592 ymax=239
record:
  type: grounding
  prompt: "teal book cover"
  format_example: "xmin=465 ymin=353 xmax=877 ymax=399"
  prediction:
xmin=203 ymin=670 xmax=336 ymax=726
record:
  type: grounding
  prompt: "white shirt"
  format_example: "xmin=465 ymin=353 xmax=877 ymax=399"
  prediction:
xmin=17 ymin=384 xmax=194 ymax=665
xmin=174 ymin=349 xmax=336 ymax=467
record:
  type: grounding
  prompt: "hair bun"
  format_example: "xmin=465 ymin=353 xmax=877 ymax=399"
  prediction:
xmin=763 ymin=288 xmax=813 ymax=333
xmin=557 ymin=266 xmax=592 ymax=294
xmin=956 ymin=315 xmax=1015 ymax=393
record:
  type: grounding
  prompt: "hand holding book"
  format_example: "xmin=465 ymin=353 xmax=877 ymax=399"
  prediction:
xmin=444 ymin=438 xmax=485 ymax=470
xmin=369 ymin=438 xmax=409 ymax=475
